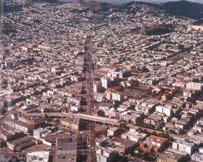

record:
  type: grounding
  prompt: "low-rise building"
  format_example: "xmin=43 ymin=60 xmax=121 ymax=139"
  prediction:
xmin=26 ymin=151 xmax=50 ymax=162
xmin=171 ymin=140 xmax=195 ymax=155
xmin=157 ymin=151 xmax=189 ymax=162
xmin=121 ymin=129 xmax=147 ymax=143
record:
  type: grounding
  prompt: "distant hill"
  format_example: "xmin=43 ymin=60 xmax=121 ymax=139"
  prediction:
xmin=1 ymin=3 xmax=27 ymax=13
xmin=125 ymin=1 xmax=157 ymax=6
xmin=160 ymin=0 xmax=203 ymax=19
xmin=76 ymin=0 xmax=116 ymax=11
xmin=32 ymin=0 xmax=57 ymax=2
xmin=79 ymin=0 xmax=203 ymax=19
xmin=2 ymin=0 xmax=203 ymax=20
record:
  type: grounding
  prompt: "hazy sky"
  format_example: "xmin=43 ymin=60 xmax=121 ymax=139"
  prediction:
xmin=83 ymin=0 xmax=203 ymax=4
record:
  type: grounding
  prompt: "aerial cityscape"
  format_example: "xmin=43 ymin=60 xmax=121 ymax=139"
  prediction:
xmin=0 ymin=0 xmax=203 ymax=162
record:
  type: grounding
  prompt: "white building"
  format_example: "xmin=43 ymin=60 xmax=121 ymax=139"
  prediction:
xmin=156 ymin=105 xmax=172 ymax=117
xmin=172 ymin=140 xmax=195 ymax=155
xmin=121 ymin=129 xmax=147 ymax=142
xmin=191 ymin=152 xmax=203 ymax=162
xmin=186 ymin=82 xmax=203 ymax=91
xmin=101 ymin=77 xmax=111 ymax=89
xmin=26 ymin=151 xmax=50 ymax=162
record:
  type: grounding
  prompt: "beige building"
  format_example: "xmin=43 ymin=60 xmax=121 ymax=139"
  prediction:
xmin=188 ymin=25 xmax=203 ymax=31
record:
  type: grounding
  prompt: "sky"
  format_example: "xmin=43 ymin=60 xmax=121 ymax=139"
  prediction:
xmin=81 ymin=0 xmax=203 ymax=4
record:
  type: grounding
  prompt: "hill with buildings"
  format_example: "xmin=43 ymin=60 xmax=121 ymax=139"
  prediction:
xmin=72 ymin=0 xmax=203 ymax=19
xmin=2 ymin=0 xmax=203 ymax=20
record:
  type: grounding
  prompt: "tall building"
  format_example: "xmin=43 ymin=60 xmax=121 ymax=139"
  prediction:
xmin=55 ymin=135 xmax=77 ymax=162
xmin=101 ymin=77 xmax=110 ymax=89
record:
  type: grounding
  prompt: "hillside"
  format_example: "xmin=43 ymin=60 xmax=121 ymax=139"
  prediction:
xmin=76 ymin=0 xmax=116 ymax=12
xmin=77 ymin=0 xmax=203 ymax=19
xmin=2 ymin=0 xmax=203 ymax=20
xmin=160 ymin=0 xmax=203 ymax=19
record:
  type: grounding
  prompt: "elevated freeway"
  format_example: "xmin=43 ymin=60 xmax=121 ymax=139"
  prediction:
xmin=25 ymin=112 xmax=120 ymax=126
